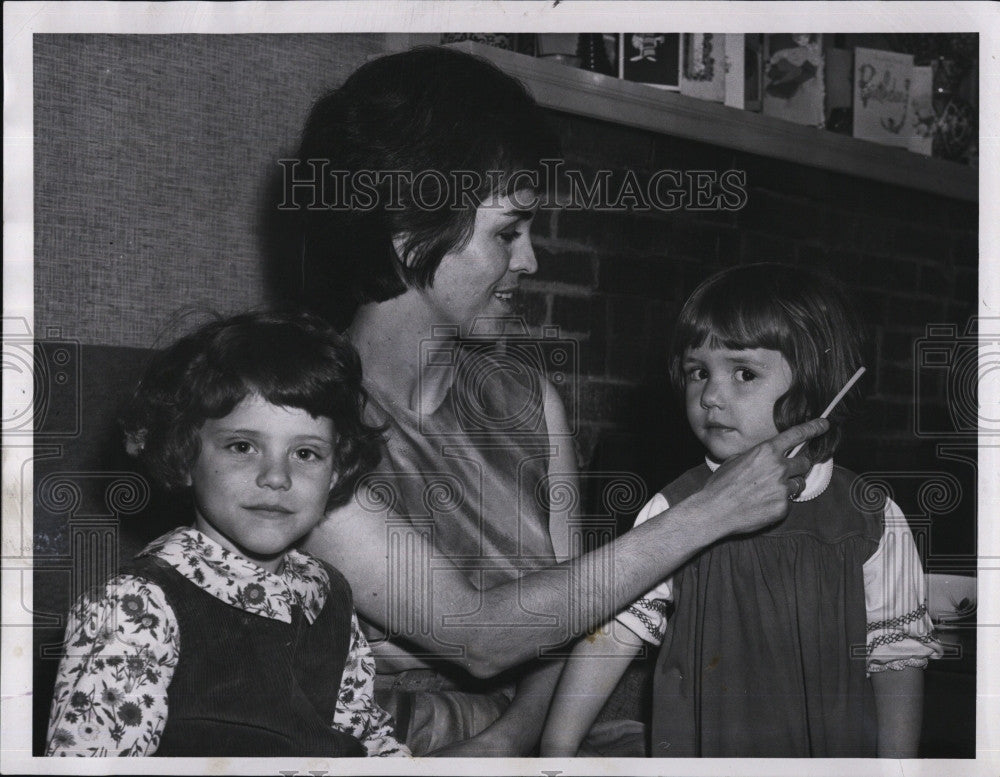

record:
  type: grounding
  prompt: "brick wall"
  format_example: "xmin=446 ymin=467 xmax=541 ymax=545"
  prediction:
xmin=524 ymin=111 xmax=978 ymax=564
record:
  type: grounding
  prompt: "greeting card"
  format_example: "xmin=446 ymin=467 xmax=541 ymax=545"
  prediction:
xmin=620 ymin=33 xmax=680 ymax=90
xmin=680 ymin=33 xmax=725 ymax=102
xmin=908 ymin=65 xmax=934 ymax=156
xmin=724 ymin=34 xmax=764 ymax=111
xmin=852 ymin=47 xmax=914 ymax=147
xmin=763 ymin=34 xmax=825 ymax=126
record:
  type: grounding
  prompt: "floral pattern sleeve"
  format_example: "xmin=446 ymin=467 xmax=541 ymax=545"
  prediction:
xmin=331 ymin=613 xmax=410 ymax=757
xmin=46 ymin=575 xmax=179 ymax=756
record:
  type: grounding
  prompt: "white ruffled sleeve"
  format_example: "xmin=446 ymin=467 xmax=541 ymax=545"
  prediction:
xmin=863 ymin=498 xmax=944 ymax=673
xmin=614 ymin=492 xmax=674 ymax=646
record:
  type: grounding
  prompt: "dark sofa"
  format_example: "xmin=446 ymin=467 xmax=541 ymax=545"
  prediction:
xmin=31 ymin=343 xmax=183 ymax=755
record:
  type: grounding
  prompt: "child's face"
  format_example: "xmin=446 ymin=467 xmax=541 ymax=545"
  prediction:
xmin=682 ymin=345 xmax=794 ymax=463
xmin=187 ymin=393 xmax=337 ymax=573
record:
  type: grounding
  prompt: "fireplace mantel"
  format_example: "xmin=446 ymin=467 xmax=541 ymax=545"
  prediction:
xmin=446 ymin=41 xmax=977 ymax=202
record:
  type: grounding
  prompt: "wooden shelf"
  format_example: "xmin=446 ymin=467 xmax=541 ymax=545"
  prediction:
xmin=449 ymin=41 xmax=977 ymax=203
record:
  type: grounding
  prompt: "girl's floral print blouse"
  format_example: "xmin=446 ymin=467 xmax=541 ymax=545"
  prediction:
xmin=46 ymin=527 xmax=409 ymax=757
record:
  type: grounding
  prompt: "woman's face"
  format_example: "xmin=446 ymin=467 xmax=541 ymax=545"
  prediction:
xmin=418 ymin=189 xmax=538 ymax=333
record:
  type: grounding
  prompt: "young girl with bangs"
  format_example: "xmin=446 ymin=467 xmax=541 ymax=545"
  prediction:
xmin=541 ymin=263 xmax=942 ymax=758
xmin=46 ymin=311 xmax=408 ymax=757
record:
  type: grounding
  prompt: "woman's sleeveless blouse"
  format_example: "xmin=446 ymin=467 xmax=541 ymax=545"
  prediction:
xmin=362 ymin=355 xmax=555 ymax=587
xmin=361 ymin=352 xmax=555 ymax=753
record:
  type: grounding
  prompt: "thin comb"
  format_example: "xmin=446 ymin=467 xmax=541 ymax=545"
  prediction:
xmin=788 ymin=366 xmax=866 ymax=458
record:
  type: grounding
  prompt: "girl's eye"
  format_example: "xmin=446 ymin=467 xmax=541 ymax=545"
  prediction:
xmin=735 ymin=368 xmax=757 ymax=383
xmin=686 ymin=367 xmax=707 ymax=382
xmin=294 ymin=448 xmax=323 ymax=462
xmin=498 ymin=229 xmax=521 ymax=244
xmin=227 ymin=441 xmax=254 ymax=454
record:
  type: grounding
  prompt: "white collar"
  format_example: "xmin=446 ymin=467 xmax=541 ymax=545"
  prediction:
xmin=705 ymin=456 xmax=834 ymax=502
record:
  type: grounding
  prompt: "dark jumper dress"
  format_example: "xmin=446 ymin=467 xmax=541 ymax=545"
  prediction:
xmin=651 ymin=463 xmax=883 ymax=757
xmin=124 ymin=555 xmax=365 ymax=757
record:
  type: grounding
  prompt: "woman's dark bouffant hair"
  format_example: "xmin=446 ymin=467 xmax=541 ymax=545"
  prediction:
xmin=669 ymin=263 xmax=867 ymax=463
xmin=295 ymin=46 xmax=560 ymax=325
xmin=121 ymin=310 xmax=383 ymax=509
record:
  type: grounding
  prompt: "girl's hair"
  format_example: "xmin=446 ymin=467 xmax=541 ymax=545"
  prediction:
xmin=121 ymin=310 xmax=383 ymax=508
xmin=295 ymin=46 xmax=560 ymax=327
xmin=669 ymin=263 xmax=867 ymax=463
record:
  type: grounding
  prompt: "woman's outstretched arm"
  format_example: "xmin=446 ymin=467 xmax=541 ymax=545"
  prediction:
xmin=305 ymin=418 xmax=828 ymax=678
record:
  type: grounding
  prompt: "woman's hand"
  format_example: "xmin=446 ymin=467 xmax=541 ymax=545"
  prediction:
xmin=694 ymin=418 xmax=829 ymax=540
xmin=366 ymin=637 xmax=434 ymax=673
xmin=426 ymin=727 xmax=511 ymax=757
xmin=429 ymin=658 xmax=565 ymax=757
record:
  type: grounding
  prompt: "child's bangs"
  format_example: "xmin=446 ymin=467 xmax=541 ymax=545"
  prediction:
xmin=683 ymin=295 xmax=789 ymax=355
xmin=251 ymin=374 xmax=333 ymax=421
xmin=194 ymin=335 xmax=336 ymax=422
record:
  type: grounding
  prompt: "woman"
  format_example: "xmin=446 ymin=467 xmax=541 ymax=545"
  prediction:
xmin=296 ymin=46 xmax=826 ymax=756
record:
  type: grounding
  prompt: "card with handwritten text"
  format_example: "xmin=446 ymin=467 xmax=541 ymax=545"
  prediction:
xmin=853 ymin=47 xmax=914 ymax=147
